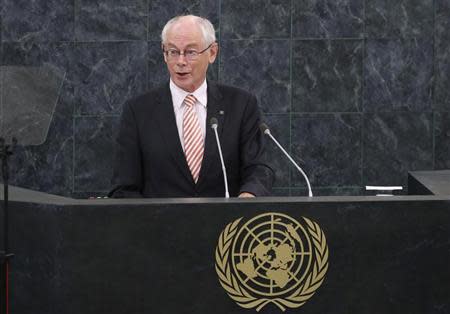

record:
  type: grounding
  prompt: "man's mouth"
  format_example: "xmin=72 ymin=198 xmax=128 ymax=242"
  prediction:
xmin=176 ymin=72 xmax=189 ymax=77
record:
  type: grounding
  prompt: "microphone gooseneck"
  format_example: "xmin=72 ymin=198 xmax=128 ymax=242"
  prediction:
xmin=261 ymin=123 xmax=313 ymax=197
xmin=210 ymin=118 xmax=229 ymax=198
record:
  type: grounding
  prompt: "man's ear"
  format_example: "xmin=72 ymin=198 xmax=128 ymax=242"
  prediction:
xmin=162 ymin=44 xmax=168 ymax=63
xmin=208 ymin=43 xmax=219 ymax=64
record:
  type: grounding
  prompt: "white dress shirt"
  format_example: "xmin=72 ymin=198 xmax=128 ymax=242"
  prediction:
xmin=169 ymin=79 xmax=208 ymax=151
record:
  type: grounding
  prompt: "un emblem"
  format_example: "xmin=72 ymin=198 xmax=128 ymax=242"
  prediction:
xmin=215 ymin=213 xmax=329 ymax=312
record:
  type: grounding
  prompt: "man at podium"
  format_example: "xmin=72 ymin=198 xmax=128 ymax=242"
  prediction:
xmin=109 ymin=15 xmax=274 ymax=198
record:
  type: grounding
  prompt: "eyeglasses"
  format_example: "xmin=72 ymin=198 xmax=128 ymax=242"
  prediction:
xmin=163 ymin=43 xmax=214 ymax=62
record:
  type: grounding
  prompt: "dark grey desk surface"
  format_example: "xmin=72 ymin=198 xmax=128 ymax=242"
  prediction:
xmin=408 ymin=170 xmax=450 ymax=195
xmin=2 ymin=182 xmax=450 ymax=207
xmin=2 ymin=169 xmax=450 ymax=206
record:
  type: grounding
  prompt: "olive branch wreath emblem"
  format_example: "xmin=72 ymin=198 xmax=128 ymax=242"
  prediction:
xmin=215 ymin=215 xmax=329 ymax=312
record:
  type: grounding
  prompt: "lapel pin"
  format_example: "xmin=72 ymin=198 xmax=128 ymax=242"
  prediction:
xmin=219 ymin=110 xmax=225 ymax=115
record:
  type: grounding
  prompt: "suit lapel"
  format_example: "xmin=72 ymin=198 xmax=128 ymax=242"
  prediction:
xmin=197 ymin=81 xmax=225 ymax=186
xmin=154 ymin=85 xmax=194 ymax=184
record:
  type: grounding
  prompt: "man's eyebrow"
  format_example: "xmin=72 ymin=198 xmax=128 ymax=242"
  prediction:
xmin=165 ymin=43 xmax=201 ymax=50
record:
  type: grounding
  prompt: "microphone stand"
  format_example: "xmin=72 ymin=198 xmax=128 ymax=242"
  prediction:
xmin=210 ymin=118 xmax=229 ymax=198
xmin=261 ymin=124 xmax=313 ymax=197
xmin=0 ymin=137 xmax=16 ymax=314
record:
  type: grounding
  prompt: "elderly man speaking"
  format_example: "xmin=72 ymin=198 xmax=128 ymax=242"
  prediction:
xmin=109 ymin=15 xmax=274 ymax=198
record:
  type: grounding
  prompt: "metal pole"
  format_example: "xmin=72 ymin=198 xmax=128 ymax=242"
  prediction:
xmin=0 ymin=138 xmax=14 ymax=314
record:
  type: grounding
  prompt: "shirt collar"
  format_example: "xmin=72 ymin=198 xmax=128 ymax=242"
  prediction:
xmin=170 ymin=79 xmax=208 ymax=109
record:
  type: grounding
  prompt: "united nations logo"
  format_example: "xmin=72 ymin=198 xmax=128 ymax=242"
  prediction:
xmin=215 ymin=213 xmax=329 ymax=312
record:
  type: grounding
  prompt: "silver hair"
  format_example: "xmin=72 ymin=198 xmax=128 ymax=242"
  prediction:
xmin=161 ymin=15 xmax=216 ymax=46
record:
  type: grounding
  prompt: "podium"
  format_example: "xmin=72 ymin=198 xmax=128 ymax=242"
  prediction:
xmin=1 ymin=182 xmax=450 ymax=314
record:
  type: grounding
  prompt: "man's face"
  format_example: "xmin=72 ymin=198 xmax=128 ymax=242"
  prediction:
xmin=163 ymin=19 xmax=218 ymax=92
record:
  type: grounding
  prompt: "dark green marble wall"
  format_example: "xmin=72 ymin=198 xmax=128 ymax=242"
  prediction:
xmin=0 ymin=0 xmax=449 ymax=197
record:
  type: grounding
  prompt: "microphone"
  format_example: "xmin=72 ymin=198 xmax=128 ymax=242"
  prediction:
xmin=260 ymin=123 xmax=313 ymax=197
xmin=210 ymin=118 xmax=230 ymax=198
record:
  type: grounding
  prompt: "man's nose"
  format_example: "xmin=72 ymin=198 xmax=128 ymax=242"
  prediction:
xmin=176 ymin=53 xmax=188 ymax=65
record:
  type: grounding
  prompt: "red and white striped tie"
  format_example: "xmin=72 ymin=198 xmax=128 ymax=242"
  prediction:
xmin=183 ymin=94 xmax=204 ymax=183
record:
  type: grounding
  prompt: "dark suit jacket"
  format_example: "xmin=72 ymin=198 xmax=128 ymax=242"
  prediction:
xmin=109 ymin=81 xmax=274 ymax=198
